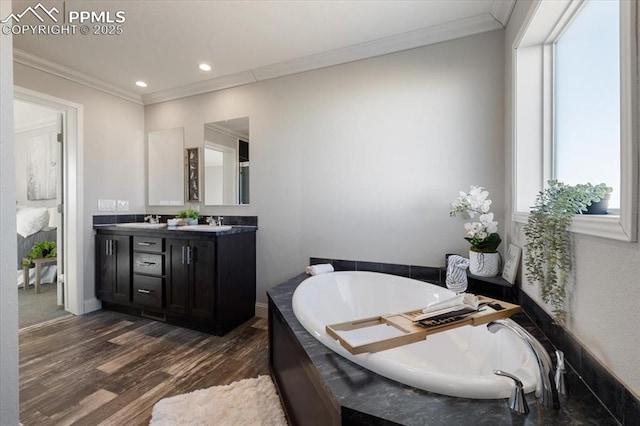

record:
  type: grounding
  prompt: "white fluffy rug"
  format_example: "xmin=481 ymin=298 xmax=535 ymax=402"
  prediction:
xmin=150 ymin=375 xmax=287 ymax=426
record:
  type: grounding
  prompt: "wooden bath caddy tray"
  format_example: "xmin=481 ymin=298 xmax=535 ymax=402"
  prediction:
xmin=325 ymin=295 xmax=520 ymax=355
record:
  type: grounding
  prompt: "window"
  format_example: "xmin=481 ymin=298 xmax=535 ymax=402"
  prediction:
xmin=513 ymin=0 xmax=637 ymax=241
xmin=554 ymin=0 xmax=620 ymax=209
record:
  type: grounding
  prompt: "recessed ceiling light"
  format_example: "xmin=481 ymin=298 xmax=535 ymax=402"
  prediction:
xmin=198 ymin=63 xmax=212 ymax=72
xmin=135 ymin=81 xmax=147 ymax=88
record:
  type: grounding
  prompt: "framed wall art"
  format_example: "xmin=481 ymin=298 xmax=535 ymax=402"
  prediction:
xmin=501 ymin=244 xmax=522 ymax=284
xmin=186 ymin=147 xmax=200 ymax=202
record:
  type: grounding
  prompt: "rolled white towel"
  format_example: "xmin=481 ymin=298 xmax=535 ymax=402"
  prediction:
xmin=305 ymin=263 xmax=334 ymax=275
xmin=446 ymin=254 xmax=470 ymax=293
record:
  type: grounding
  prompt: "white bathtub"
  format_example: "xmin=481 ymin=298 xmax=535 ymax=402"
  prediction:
xmin=292 ymin=271 xmax=538 ymax=399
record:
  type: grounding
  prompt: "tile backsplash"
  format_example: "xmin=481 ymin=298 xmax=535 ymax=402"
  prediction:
xmin=93 ymin=214 xmax=258 ymax=226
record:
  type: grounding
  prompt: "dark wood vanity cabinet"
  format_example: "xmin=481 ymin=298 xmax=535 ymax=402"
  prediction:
xmin=166 ymin=238 xmax=216 ymax=321
xmin=96 ymin=234 xmax=131 ymax=303
xmin=95 ymin=227 xmax=256 ymax=335
xmin=132 ymin=236 xmax=165 ymax=310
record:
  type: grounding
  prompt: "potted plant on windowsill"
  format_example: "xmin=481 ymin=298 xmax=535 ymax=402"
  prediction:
xmin=450 ymin=185 xmax=502 ymax=277
xmin=523 ymin=180 xmax=612 ymax=324
xmin=176 ymin=209 xmax=200 ymax=225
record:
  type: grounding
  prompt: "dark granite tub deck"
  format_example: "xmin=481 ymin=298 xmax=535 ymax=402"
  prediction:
xmin=268 ymin=273 xmax=619 ymax=425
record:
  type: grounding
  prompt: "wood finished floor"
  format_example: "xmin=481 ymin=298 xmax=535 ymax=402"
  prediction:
xmin=19 ymin=310 xmax=269 ymax=426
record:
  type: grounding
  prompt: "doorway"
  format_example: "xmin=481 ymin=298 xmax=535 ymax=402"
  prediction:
xmin=14 ymin=99 xmax=67 ymax=327
xmin=14 ymin=87 xmax=84 ymax=319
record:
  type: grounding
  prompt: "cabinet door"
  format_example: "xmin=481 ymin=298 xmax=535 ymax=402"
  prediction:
xmin=189 ymin=240 xmax=216 ymax=320
xmin=96 ymin=234 xmax=131 ymax=302
xmin=166 ymin=239 xmax=189 ymax=314
xmin=112 ymin=235 xmax=132 ymax=302
xmin=96 ymin=234 xmax=114 ymax=300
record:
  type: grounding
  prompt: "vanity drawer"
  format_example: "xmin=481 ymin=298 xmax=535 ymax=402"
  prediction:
xmin=133 ymin=252 xmax=164 ymax=276
xmin=133 ymin=275 xmax=163 ymax=309
xmin=133 ymin=237 xmax=163 ymax=253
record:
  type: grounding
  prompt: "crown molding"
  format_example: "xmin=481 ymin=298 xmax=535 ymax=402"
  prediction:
xmin=143 ymin=13 xmax=502 ymax=105
xmin=252 ymin=13 xmax=501 ymax=82
xmin=14 ymin=12 xmax=505 ymax=106
xmin=491 ymin=0 xmax=516 ymax=27
xmin=13 ymin=49 xmax=143 ymax=105
xmin=141 ymin=71 xmax=256 ymax=105
xmin=204 ymin=122 xmax=247 ymax=141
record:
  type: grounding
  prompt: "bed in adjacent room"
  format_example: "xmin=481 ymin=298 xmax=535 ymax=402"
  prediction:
xmin=17 ymin=206 xmax=57 ymax=289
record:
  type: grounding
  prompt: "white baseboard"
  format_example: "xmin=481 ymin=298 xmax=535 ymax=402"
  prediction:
xmin=255 ymin=302 xmax=268 ymax=318
xmin=83 ymin=297 xmax=101 ymax=314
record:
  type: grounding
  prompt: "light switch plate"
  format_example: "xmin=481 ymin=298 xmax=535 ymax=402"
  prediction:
xmin=117 ymin=200 xmax=129 ymax=211
xmin=98 ymin=199 xmax=116 ymax=211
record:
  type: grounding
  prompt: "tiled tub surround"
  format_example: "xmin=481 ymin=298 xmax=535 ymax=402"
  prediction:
xmin=269 ymin=272 xmax=621 ymax=424
xmin=310 ymin=257 xmax=441 ymax=282
xmin=93 ymin=214 xmax=258 ymax=226
xmin=519 ymin=290 xmax=640 ymax=426
xmin=292 ymin=271 xmax=539 ymax=399
xmin=310 ymin=258 xmax=638 ymax=425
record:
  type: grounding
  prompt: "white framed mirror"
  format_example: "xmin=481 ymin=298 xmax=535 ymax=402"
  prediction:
xmin=204 ymin=117 xmax=249 ymax=205
xmin=148 ymin=127 xmax=185 ymax=206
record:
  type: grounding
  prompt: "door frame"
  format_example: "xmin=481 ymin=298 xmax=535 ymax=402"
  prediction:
xmin=14 ymin=86 xmax=84 ymax=315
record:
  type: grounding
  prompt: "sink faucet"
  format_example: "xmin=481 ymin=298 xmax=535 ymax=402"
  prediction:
xmin=206 ymin=216 xmax=223 ymax=226
xmin=145 ymin=214 xmax=161 ymax=224
xmin=487 ymin=319 xmax=560 ymax=410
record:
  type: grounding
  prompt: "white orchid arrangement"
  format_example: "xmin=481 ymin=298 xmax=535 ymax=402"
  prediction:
xmin=450 ymin=186 xmax=501 ymax=253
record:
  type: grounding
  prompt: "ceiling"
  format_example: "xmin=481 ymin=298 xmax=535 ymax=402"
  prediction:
xmin=10 ymin=0 xmax=514 ymax=105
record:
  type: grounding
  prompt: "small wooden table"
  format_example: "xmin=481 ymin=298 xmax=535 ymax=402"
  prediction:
xmin=22 ymin=257 xmax=57 ymax=294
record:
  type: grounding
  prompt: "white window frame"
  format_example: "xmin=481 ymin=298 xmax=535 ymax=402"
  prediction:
xmin=512 ymin=0 xmax=638 ymax=242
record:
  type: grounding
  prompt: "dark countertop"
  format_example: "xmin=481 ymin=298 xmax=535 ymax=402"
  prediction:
xmin=93 ymin=224 xmax=257 ymax=237
xmin=268 ymin=273 xmax=618 ymax=426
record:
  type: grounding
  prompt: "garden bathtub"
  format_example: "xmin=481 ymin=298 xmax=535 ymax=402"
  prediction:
xmin=292 ymin=271 xmax=538 ymax=399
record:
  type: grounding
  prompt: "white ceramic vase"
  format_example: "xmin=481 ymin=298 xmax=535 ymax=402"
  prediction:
xmin=468 ymin=251 xmax=500 ymax=277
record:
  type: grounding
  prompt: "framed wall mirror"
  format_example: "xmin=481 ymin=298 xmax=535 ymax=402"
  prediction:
xmin=203 ymin=117 xmax=249 ymax=205
xmin=148 ymin=127 xmax=185 ymax=206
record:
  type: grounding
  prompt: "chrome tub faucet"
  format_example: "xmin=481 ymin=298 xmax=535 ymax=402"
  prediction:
xmin=487 ymin=319 xmax=560 ymax=410
xmin=493 ymin=369 xmax=529 ymax=414
xmin=555 ymin=350 xmax=568 ymax=395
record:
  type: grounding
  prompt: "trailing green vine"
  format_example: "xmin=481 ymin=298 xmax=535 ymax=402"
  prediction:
xmin=523 ymin=180 xmax=611 ymax=323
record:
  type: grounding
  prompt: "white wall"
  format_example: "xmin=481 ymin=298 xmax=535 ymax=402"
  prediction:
xmin=13 ymin=64 xmax=146 ymax=312
xmin=505 ymin=0 xmax=640 ymax=397
xmin=146 ymin=30 xmax=505 ymax=309
xmin=0 ymin=0 xmax=19 ymax=422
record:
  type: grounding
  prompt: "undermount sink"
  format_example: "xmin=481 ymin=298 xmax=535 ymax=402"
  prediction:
xmin=115 ymin=222 xmax=168 ymax=229
xmin=178 ymin=224 xmax=233 ymax=232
